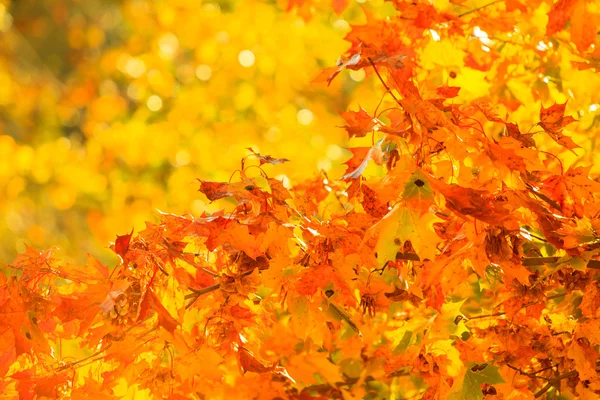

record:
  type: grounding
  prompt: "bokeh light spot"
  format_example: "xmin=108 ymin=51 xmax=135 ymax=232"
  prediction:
xmin=175 ymin=150 xmax=191 ymax=166
xmin=147 ymin=95 xmax=163 ymax=111
xmin=238 ymin=50 xmax=255 ymax=67
xmin=196 ymin=64 xmax=212 ymax=81
xmin=297 ymin=108 xmax=313 ymax=125
xmin=159 ymin=33 xmax=179 ymax=58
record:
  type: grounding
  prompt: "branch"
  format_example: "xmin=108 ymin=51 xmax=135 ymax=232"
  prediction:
xmin=185 ymin=283 xmax=221 ymax=309
xmin=184 ymin=267 xmax=259 ymax=309
xmin=534 ymin=370 xmax=578 ymax=398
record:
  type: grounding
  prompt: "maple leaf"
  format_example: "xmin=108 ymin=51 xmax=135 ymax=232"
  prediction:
xmin=401 ymin=169 xmax=435 ymax=214
xmin=458 ymin=363 xmax=505 ymax=400
xmin=313 ymin=52 xmax=361 ymax=85
xmin=485 ymin=141 xmax=527 ymax=175
xmin=539 ymin=101 xmax=580 ymax=150
xmin=361 ymin=184 xmax=389 ymax=218
xmin=339 ymin=107 xmax=377 ymax=138
xmin=197 ymin=180 xmax=236 ymax=201
xmin=435 ymin=85 xmax=461 ymax=98
xmin=570 ymin=0 xmax=598 ymax=52
xmin=11 ymin=368 xmax=71 ymax=400
xmin=113 ymin=229 xmax=133 ymax=261
xmin=542 ymin=166 xmax=600 ymax=218
xmin=99 ymin=279 xmax=130 ymax=313
xmin=341 ymin=139 xmax=384 ymax=180
xmin=546 ymin=0 xmax=577 ymax=36
xmin=370 ymin=204 xmax=442 ymax=265
xmin=428 ymin=178 xmax=518 ymax=227
xmin=11 ymin=245 xmax=56 ymax=280
xmin=246 ymin=148 xmax=290 ymax=166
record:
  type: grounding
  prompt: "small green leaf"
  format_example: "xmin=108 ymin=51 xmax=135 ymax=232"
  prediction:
xmin=394 ymin=331 xmax=412 ymax=353
xmin=461 ymin=362 xmax=504 ymax=400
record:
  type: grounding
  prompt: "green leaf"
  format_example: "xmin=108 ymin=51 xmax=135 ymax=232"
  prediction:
xmin=394 ymin=331 xmax=412 ymax=353
xmin=402 ymin=169 xmax=434 ymax=207
xmin=460 ymin=363 xmax=505 ymax=400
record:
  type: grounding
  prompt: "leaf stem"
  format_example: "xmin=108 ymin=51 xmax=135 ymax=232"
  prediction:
xmin=506 ymin=364 xmax=551 ymax=380
xmin=367 ymin=57 xmax=402 ymax=106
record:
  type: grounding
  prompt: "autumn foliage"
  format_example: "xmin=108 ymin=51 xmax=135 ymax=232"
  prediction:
xmin=4 ymin=0 xmax=600 ymax=399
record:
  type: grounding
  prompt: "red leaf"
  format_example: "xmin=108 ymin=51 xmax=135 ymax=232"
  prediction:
xmin=570 ymin=0 xmax=597 ymax=52
xmin=435 ymin=85 xmax=461 ymax=98
xmin=539 ymin=102 xmax=579 ymax=150
xmin=198 ymin=180 xmax=235 ymax=201
xmin=546 ymin=0 xmax=577 ymax=36
xmin=426 ymin=283 xmax=444 ymax=313
xmin=114 ymin=229 xmax=133 ymax=260
xmin=229 ymin=304 xmax=254 ymax=319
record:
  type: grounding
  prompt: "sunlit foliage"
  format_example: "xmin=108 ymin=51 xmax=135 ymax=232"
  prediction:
xmin=3 ymin=0 xmax=600 ymax=399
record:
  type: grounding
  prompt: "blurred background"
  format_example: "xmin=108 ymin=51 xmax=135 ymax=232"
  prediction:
xmin=0 ymin=0 xmax=382 ymax=265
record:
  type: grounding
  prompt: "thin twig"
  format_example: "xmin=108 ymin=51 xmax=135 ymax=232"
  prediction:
xmin=56 ymin=344 xmax=112 ymax=371
xmin=367 ymin=57 xmax=402 ymax=105
xmin=530 ymin=364 xmax=558 ymax=375
xmin=506 ymin=364 xmax=551 ymax=381
xmin=522 ymin=257 xmax=560 ymax=266
xmin=465 ymin=312 xmax=505 ymax=321
xmin=546 ymin=293 xmax=567 ymax=300
xmin=458 ymin=0 xmax=502 ymax=17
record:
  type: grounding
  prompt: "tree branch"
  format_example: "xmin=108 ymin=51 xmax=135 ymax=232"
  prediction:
xmin=534 ymin=370 xmax=578 ymax=398
xmin=185 ymin=283 xmax=221 ymax=309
